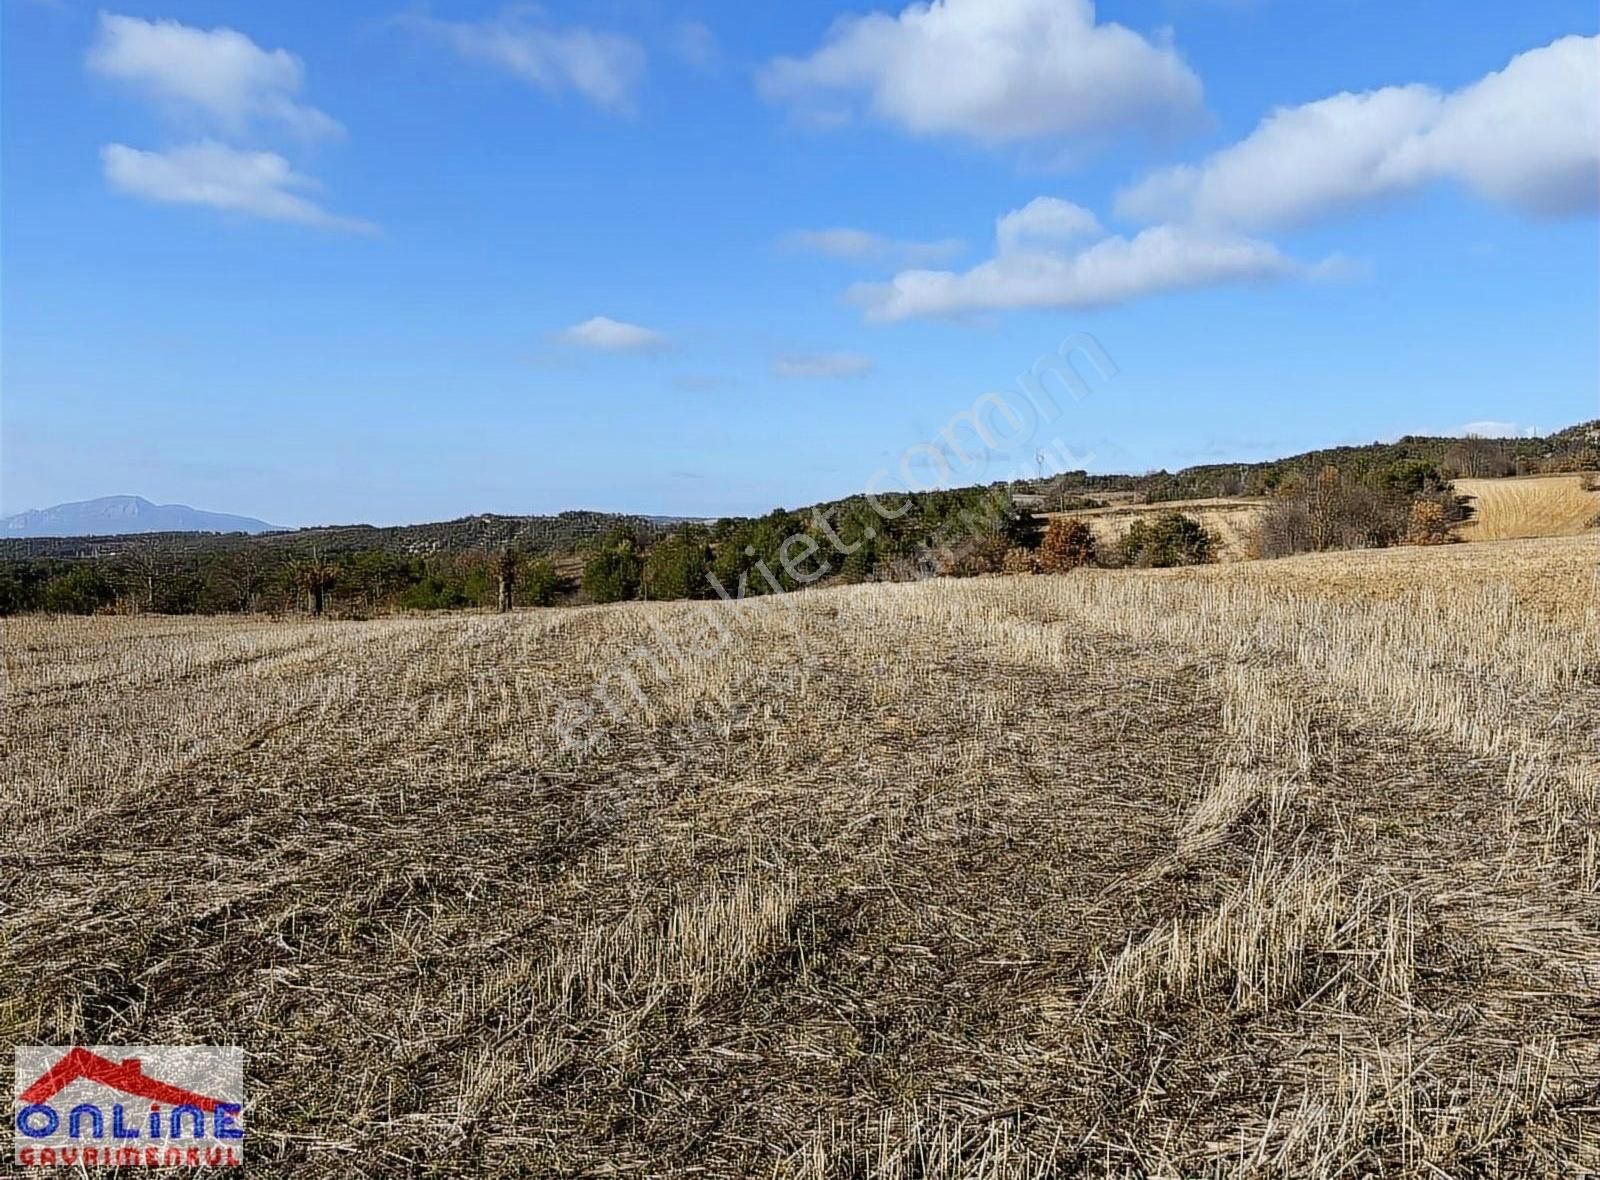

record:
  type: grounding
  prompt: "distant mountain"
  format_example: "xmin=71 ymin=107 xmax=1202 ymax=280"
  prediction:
xmin=0 ymin=496 xmax=282 ymax=538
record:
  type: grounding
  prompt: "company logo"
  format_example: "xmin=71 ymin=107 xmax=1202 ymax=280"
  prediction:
xmin=13 ymin=1046 xmax=244 ymax=1168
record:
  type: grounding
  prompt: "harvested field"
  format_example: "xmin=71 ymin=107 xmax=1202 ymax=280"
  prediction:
xmin=1455 ymin=474 xmax=1600 ymax=541
xmin=1158 ymin=533 xmax=1600 ymax=624
xmin=4 ymin=534 xmax=1599 ymax=1176
xmin=1042 ymin=499 xmax=1270 ymax=562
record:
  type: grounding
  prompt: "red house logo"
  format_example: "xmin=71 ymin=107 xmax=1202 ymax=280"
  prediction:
xmin=13 ymin=1045 xmax=244 ymax=1169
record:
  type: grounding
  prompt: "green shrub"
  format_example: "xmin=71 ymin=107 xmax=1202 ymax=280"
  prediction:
xmin=583 ymin=548 xmax=641 ymax=604
xmin=40 ymin=565 xmax=118 ymax=614
xmin=522 ymin=557 xmax=564 ymax=606
xmin=644 ymin=531 xmax=711 ymax=600
xmin=999 ymin=500 xmax=1044 ymax=549
xmin=1121 ymin=512 xmax=1216 ymax=568
xmin=400 ymin=576 xmax=472 ymax=611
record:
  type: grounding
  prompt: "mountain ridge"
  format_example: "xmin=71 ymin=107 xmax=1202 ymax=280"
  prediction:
xmin=0 ymin=495 xmax=282 ymax=538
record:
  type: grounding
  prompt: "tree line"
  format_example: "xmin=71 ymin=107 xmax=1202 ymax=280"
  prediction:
xmin=0 ymin=486 xmax=1041 ymax=616
xmin=1020 ymin=422 xmax=1599 ymax=504
xmin=4 ymin=437 xmax=1589 ymax=616
xmin=0 ymin=548 xmax=567 ymax=617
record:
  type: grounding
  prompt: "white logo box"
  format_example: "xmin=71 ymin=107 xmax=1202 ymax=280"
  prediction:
xmin=14 ymin=1046 xmax=244 ymax=1168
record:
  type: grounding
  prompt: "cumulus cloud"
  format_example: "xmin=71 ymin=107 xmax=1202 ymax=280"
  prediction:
xmin=101 ymin=142 xmax=375 ymax=232
xmin=562 ymin=316 xmax=670 ymax=353
xmin=994 ymin=197 xmax=1102 ymax=253
xmin=772 ymin=351 xmax=875 ymax=379
xmin=88 ymin=14 xmax=368 ymax=231
xmin=849 ymin=198 xmax=1329 ymax=321
xmin=406 ymin=9 xmax=645 ymax=114
xmin=87 ymin=12 xmax=341 ymax=138
xmin=783 ymin=227 xmax=965 ymax=265
xmin=758 ymin=0 xmax=1203 ymax=146
xmin=1117 ymin=35 xmax=1600 ymax=227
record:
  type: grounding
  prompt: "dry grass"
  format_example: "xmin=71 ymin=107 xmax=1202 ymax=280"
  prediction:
xmin=1095 ymin=851 xmax=1417 ymax=1016
xmin=1157 ymin=532 xmax=1600 ymax=624
xmin=4 ymin=534 xmax=1599 ymax=1176
xmin=1454 ymin=473 xmax=1600 ymax=541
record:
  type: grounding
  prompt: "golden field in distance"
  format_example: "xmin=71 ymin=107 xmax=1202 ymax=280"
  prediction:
xmin=3 ymin=533 xmax=1597 ymax=1176
xmin=1044 ymin=471 xmax=1600 ymax=560
xmin=1453 ymin=473 xmax=1600 ymax=541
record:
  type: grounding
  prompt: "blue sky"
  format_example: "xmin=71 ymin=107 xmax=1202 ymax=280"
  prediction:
xmin=4 ymin=0 xmax=1597 ymax=526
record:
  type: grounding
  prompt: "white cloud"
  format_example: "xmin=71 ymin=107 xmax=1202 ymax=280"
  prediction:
xmin=101 ymin=142 xmax=375 ymax=232
xmin=995 ymin=197 xmax=1102 ymax=253
xmin=783 ymin=227 xmax=965 ymax=265
xmin=406 ymin=10 xmax=645 ymax=114
xmin=773 ymin=351 xmax=875 ymax=379
xmin=562 ymin=316 xmax=670 ymax=353
xmin=1117 ymin=35 xmax=1600 ymax=227
xmin=87 ymin=12 xmax=341 ymax=139
xmin=672 ymin=21 xmax=720 ymax=72
xmin=1407 ymin=36 xmax=1599 ymax=217
xmin=850 ymin=198 xmax=1327 ymax=321
xmin=88 ymin=14 xmax=366 ymax=231
xmin=759 ymin=0 xmax=1203 ymax=146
